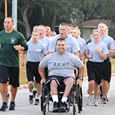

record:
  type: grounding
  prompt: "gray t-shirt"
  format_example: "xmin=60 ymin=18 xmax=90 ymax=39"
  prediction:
xmin=27 ymin=41 xmax=48 ymax=62
xmin=92 ymin=35 xmax=115 ymax=61
xmin=48 ymin=34 xmax=80 ymax=53
xmin=38 ymin=36 xmax=50 ymax=50
xmin=39 ymin=52 xmax=84 ymax=78
xmin=78 ymin=37 xmax=86 ymax=52
xmin=86 ymin=42 xmax=108 ymax=62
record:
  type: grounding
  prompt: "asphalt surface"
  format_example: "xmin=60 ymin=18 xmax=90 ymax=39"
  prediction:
xmin=0 ymin=76 xmax=115 ymax=115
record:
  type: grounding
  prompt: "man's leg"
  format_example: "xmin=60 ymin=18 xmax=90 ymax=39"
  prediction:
xmin=60 ymin=78 xmax=74 ymax=112
xmin=0 ymin=83 xmax=8 ymax=103
xmin=35 ymin=83 xmax=41 ymax=105
xmin=33 ymin=77 xmax=37 ymax=98
xmin=10 ymin=85 xmax=18 ymax=102
xmin=0 ymin=83 xmax=8 ymax=111
xmin=63 ymin=78 xmax=74 ymax=97
xmin=28 ymin=81 xmax=34 ymax=104
xmin=50 ymin=80 xmax=59 ymax=112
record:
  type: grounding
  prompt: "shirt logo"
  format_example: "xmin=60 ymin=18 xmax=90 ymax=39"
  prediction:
xmin=10 ymin=37 xmax=16 ymax=44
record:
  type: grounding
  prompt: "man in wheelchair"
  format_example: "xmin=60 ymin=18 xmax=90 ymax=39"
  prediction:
xmin=39 ymin=38 xmax=85 ymax=112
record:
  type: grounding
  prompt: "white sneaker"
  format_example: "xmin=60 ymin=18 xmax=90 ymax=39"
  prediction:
xmin=86 ymin=96 xmax=93 ymax=105
xmin=93 ymin=99 xmax=98 ymax=106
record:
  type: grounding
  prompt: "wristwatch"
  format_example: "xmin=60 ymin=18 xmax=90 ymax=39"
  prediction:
xmin=78 ymin=77 xmax=83 ymax=81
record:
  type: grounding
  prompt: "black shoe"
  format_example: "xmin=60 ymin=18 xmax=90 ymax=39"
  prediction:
xmin=60 ymin=101 xmax=67 ymax=112
xmin=35 ymin=99 xmax=39 ymax=105
xmin=33 ymin=90 xmax=37 ymax=98
xmin=0 ymin=102 xmax=8 ymax=111
xmin=53 ymin=102 xmax=59 ymax=112
xmin=29 ymin=95 xmax=33 ymax=104
xmin=9 ymin=102 xmax=15 ymax=110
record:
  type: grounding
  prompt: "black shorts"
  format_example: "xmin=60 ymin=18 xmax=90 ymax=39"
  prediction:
xmin=26 ymin=61 xmax=41 ymax=83
xmin=87 ymin=61 xmax=103 ymax=85
xmin=0 ymin=65 xmax=19 ymax=87
xmin=108 ymin=62 xmax=111 ymax=83
xmin=102 ymin=58 xmax=110 ymax=81
xmin=46 ymin=75 xmax=74 ymax=85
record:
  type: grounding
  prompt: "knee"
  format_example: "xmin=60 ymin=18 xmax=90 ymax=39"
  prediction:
xmin=50 ymin=80 xmax=57 ymax=86
xmin=28 ymin=81 xmax=33 ymax=86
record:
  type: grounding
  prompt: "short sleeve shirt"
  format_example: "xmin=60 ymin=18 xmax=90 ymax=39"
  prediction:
xmin=39 ymin=52 xmax=84 ymax=78
xmin=86 ymin=42 xmax=108 ymax=62
xmin=27 ymin=41 xmax=48 ymax=62
xmin=49 ymin=34 xmax=80 ymax=53
xmin=0 ymin=30 xmax=27 ymax=67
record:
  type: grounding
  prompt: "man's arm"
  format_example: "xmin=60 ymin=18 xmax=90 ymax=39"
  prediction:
xmin=38 ymin=66 xmax=46 ymax=85
xmin=77 ymin=65 xmax=85 ymax=87
xmin=74 ymin=51 xmax=79 ymax=58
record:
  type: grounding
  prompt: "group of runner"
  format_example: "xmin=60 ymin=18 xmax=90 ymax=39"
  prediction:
xmin=0 ymin=17 xmax=115 ymax=112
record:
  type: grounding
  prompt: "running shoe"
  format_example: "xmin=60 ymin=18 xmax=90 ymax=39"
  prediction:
xmin=86 ymin=96 xmax=93 ymax=105
xmin=33 ymin=90 xmax=37 ymax=98
xmin=0 ymin=102 xmax=8 ymax=111
xmin=9 ymin=102 xmax=15 ymax=110
xmin=53 ymin=102 xmax=59 ymax=112
xmin=93 ymin=99 xmax=98 ymax=106
xmin=102 ymin=97 xmax=106 ymax=104
xmin=35 ymin=99 xmax=39 ymax=105
xmin=59 ymin=101 xmax=67 ymax=112
xmin=29 ymin=95 xmax=33 ymax=104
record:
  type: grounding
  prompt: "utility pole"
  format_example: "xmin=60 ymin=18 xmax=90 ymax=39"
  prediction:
xmin=12 ymin=0 xmax=17 ymax=30
xmin=5 ymin=0 xmax=7 ymax=18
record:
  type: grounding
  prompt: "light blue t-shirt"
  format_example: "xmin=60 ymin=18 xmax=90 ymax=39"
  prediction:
xmin=40 ymin=52 xmax=84 ymax=78
xmin=86 ymin=42 xmax=108 ymax=62
xmin=91 ymin=35 xmax=115 ymax=61
xmin=49 ymin=34 xmax=80 ymax=53
xmin=78 ymin=37 xmax=86 ymax=52
xmin=27 ymin=40 xmax=48 ymax=62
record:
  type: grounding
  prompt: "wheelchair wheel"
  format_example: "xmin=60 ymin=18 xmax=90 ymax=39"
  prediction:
xmin=77 ymin=84 xmax=82 ymax=113
xmin=41 ymin=83 xmax=46 ymax=113
xmin=80 ymin=87 xmax=83 ymax=111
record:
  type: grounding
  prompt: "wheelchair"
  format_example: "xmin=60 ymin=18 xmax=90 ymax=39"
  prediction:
xmin=40 ymin=78 xmax=83 ymax=115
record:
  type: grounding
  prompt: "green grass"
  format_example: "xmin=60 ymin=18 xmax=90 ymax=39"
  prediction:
xmin=19 ymin=55 xmax=115 ymax=84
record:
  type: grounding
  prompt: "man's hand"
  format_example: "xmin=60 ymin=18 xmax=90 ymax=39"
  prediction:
xmin=40 ymin=79 xmax=46 ymax=85
xmin=39 ymin=58 xmax=42 ymax=62
xmin=76 ymin=79 xmax=82 ymax=87
xmin=14 ymin=45 xmax=21 ymax=51
xmin=87 ymin=53 xmax=92 ymax=58
xmin=21 ymin=61 xmax=25 ymax=66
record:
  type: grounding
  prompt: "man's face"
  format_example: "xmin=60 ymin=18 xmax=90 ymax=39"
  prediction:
xmin=31 ymin=32 xmax=39 ymax=41
xmin=69 ymin=29 xmax=78 ymax=38
xmin=59 ymin=25 xmax=68 ymax=38
xmin=45 ymin=27 xmax=51 ymax=35
xmin=38 ymin=26 xmax=45 ymax=37
xmin=98 ymin=24 xmax=106 ymax=34
xmin=4 ymin=18 xmax=13 ymax=31
xmin=56 ymin=40 xmax=66 ymax=54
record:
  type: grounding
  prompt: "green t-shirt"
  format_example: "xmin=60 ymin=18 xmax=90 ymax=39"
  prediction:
xmin=0 ymin=30 xmax=27 ymax=67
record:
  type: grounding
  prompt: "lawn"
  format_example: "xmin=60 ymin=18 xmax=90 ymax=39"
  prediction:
xmin=19 ymin=54 xmax=115 ymax=84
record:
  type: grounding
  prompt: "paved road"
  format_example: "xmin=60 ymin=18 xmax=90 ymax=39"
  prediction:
xmin=0 ymin=76 xmax=115 ymax=115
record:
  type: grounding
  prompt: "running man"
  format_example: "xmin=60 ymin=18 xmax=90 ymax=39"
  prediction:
xmin=0 ymin=17 xmax=28 ymax=111
xmin=21 ymin=31 xmax=48 ymax=105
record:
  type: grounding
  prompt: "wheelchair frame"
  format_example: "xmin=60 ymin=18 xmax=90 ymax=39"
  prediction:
xmin=41 ymin=81 xmax=83 ymax=115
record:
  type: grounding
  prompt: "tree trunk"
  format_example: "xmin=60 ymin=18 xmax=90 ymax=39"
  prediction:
xmin=50 ymin=9 xmax=58 ymax=31
xmin=19 ymin=3 xmax=31 ymax=38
